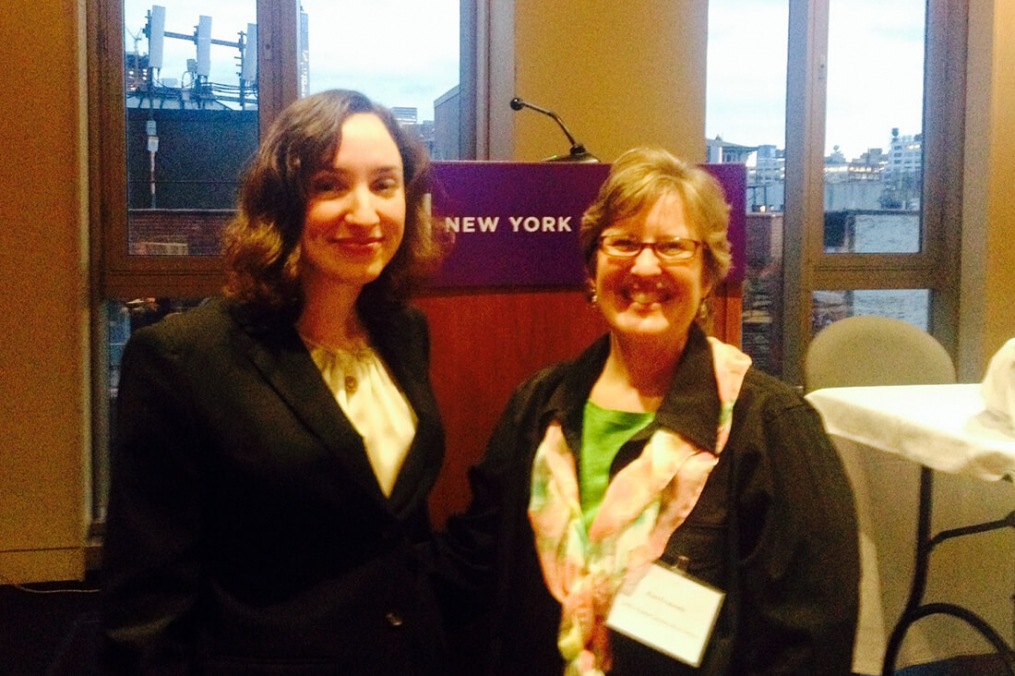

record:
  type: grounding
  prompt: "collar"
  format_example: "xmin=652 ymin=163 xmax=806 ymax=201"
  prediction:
xmin=543 ymin=323 xmax=724 ymax=454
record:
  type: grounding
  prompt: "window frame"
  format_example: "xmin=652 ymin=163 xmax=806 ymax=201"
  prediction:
xmin=780 ymin=0 xmax=965 ymax=383
xmin=95 ymin=0 xmax=227 ymax=299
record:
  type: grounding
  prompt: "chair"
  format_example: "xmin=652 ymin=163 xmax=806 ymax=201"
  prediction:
xmin=804 ymin=315 xmax=955 ymax=393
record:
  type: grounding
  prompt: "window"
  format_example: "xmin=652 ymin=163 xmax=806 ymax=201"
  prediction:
xmin=706 ymin=0 xmax=789 ymax=376
xmin=811 ymin=0 xmax=930 ymax=337
xmin=706 ymin=0 xmax=964 ymax=382
xmin=300 ymin=0 xmax=461 ymax=159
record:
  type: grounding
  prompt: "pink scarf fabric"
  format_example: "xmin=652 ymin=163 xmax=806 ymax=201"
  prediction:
xmin=527 ymin=338 xmax=752 ymax=675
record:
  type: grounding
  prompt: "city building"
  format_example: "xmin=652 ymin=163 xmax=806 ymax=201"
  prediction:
xmin=885 ymin=127 xmax=923 ymax=180
xmin=706 ymin=135 xmax=758 ymax=164
xmin=391 ymin=106 xmax=419 ymax=127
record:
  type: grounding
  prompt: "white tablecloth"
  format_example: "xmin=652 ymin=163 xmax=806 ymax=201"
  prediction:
xmin=807 ymin=384 xmax=1015 ymax=482
xmin=807 ymin=384 xmax=1015 ymax=675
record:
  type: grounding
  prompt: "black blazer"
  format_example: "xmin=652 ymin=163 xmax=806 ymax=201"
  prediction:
xmin=100 ymin=298 xmax=448 ymax=675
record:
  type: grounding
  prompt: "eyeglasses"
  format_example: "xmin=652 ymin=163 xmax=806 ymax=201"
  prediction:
xmin=598 ymin=234 xmax=703 ymax=262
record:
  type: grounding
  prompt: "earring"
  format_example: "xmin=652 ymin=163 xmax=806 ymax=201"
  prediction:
xmin=590 ymin=291 xmax=599 ymax=306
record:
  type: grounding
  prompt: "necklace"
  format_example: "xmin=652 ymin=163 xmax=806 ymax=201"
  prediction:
xmin=298 ymin=332 xmax=375 ymax=395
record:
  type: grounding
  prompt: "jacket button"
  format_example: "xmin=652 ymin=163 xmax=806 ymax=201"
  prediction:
xmin=385 ymin=611 xmax=404 ymax=627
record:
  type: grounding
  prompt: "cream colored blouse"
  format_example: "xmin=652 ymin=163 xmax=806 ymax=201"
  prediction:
xmin=302 ymin=337 xmax=417 ymax=496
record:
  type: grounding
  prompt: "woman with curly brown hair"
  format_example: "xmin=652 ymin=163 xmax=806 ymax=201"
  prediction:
xmin=101 ymin=89 xmax=451 ymax=675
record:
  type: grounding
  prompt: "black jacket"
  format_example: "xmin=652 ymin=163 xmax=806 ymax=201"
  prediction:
xmin=101 ymin=298 xmax=448 ymax=675
xmin=444 ymin=324 xmax=860 ymax=675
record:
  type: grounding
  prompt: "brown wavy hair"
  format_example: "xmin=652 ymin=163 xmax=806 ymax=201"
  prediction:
xmin=223 ymin=89 xmax=446 ymax=324
xmin=579 ymin=147 xmax=732 ymax=286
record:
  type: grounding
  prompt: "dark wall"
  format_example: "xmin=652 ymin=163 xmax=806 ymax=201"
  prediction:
xmin=126 ymin=108 xmax=258 ymax=209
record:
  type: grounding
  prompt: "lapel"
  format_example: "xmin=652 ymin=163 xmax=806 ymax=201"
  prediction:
xmin=363 ymin=306 xmax=445 ymax=511
xmin=655 ymin=324 xmax=723 ymax=452
xmin=232 ymin=308 xmax=391 ymax=508
xmin=544 ymin=327 xmax=723 ymax=460
xmin=230 ymin=301 xmax=443 ymax=515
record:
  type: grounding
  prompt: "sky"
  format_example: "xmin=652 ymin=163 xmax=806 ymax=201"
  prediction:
xmin=706 ymin=0 xmax=925 ymax=159
xmin=123 ymin=0 xmax=459 ymax=120
xmin=126 ymin=0 xmax=925 ymax=160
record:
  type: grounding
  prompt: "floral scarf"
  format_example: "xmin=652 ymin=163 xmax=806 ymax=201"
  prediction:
xmin=527 ymin=338 xmax=752 ymax=675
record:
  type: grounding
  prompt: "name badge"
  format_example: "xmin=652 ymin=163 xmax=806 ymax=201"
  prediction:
xmin=605 ymin=562 xmax=724 ymax=667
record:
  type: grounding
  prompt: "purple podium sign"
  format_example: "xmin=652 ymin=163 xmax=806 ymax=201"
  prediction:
xmin=429 ymin=161 xmax=746 ymax=289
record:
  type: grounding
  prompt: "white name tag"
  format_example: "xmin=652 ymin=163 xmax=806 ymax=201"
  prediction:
xmin=605 ymin=563 xmax=724 ymax=668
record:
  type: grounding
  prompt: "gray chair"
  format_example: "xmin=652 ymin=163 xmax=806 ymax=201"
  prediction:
xmin=804 ymin=315 xmax=955 ymax=393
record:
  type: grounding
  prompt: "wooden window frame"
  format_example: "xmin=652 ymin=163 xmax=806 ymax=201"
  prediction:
xmin=781 ymin=0 xmax=965 ymax=384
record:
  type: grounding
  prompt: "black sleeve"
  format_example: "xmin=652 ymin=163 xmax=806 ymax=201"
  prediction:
xmin=423 ymin=381 xmax=527 ymax=675
xmin=435 ymin=381 xmax=532 ymax=614
xmin=432 ymin=367 xmax=562 ymax=655
xmin=734 ymin=395 xmax=860 ymax=676
xmin=100 ymin=327 xmax=204 ymax=675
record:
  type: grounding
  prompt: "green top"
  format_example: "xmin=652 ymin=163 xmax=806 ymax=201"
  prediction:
xmin=580 ymin=400 xmax=654 ymax=529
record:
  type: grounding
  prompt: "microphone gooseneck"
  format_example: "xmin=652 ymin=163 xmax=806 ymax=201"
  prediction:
xmin=509 ymin=96 xmax=598 ymax=163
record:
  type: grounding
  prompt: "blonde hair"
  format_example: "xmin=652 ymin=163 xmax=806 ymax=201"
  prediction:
xmin=579 ymin=147 xmax=732 ymax=285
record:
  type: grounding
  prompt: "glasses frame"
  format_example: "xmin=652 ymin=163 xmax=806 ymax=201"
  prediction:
xmin=598 ymin=234 xmax=704 ymax=263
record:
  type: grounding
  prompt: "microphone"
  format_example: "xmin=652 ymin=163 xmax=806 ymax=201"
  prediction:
xmin=509 ymin=97 xmax=598 ymax=163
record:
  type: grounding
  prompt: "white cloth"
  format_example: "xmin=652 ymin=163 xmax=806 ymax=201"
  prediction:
xmin=304 ymin=340 xmax=417 ymax=496
xmin=807 ymin=383 xmax=1015 ymax=482
xmin=982 ymin=338 xmax=1015 ymax=431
